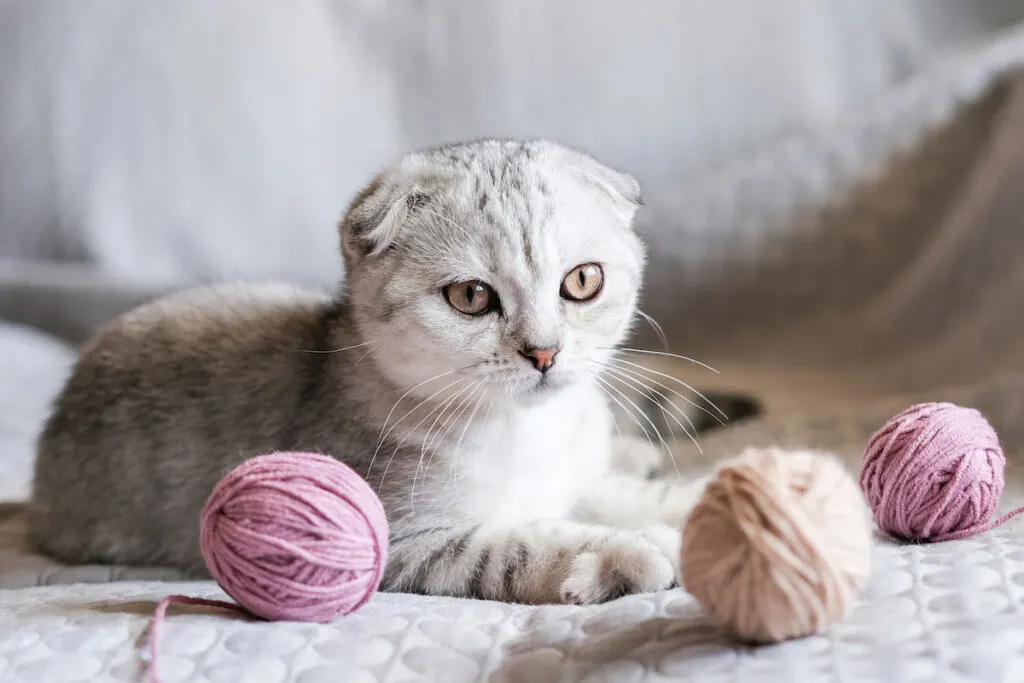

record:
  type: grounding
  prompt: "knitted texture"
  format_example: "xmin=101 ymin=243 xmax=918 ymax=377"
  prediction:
xmin=199 ymin=451 xmax=388 ymax=621
xmin=680 ymin=448 xmax=873 ymax=644
xmin=147 ymin=451 xmax=388 ymax=683
xmin=860 ymin=402 xmax=1024 ymax=542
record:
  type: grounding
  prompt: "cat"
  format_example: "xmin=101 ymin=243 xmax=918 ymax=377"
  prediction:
xmin=29 ymin=139 xmax=709 ymax=605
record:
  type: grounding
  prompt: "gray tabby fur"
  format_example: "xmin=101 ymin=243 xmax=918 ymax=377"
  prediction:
xmin=29 ymin=139 xmax=707 ymax=604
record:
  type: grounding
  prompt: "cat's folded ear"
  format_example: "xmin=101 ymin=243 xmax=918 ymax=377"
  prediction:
xmin=549 ymin=146 xmax=643 ymax=225
xmin=339 ymin=169 xmax=437 ymax=262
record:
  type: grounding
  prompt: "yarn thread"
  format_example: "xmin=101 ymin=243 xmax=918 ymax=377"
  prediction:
xmin=860 ymin=402 xmax=1024 ymax=542
xmin=147 ymin=451 xmax=388 ymax=683
xmin=681 ymin=447 xmax=873 ymax=644
xmin=147 ymin=596 xmax=242 ymax=682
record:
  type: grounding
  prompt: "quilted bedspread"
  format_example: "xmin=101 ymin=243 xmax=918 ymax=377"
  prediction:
xmin=4 ymin=504 xmax=1024 ymax=683
xmin=8 ymin=21 xmax=1024 ymax=683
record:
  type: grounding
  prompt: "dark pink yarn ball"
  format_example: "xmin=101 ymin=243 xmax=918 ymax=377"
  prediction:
xmin=199 ymin=451 xmax=389 ymax=622
xmin=860 ymin=402 xmax=1005 ymax=543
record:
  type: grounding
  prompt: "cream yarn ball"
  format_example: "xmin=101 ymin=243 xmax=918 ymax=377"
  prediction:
xmin=680 ymin=447 xmax=873 ymax=643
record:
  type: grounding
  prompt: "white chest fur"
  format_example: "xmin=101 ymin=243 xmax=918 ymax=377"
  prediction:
xmin=447 ymin=383 xmax=612 ymax=529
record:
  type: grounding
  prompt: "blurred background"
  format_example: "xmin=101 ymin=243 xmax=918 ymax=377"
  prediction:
xmin=4 ymin=1 xmax=1024 ymax=429
xmin=3 ymin=1 xmax=1024 ymax=494
xmin=1 ymin=0 xmax=1022 ymax=289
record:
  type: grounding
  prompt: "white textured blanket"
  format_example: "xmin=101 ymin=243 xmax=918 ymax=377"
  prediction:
xmin=3 ymin=507 xmax=1024 ymax=682
xmin=7 ymin=21 xmax=1024 ymax=683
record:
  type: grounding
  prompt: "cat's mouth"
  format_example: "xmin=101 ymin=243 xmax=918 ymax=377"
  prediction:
xmin=515 ymin=371 xmax=570 ymax=399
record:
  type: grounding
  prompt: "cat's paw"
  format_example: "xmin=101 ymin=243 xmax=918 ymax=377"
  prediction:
xmin=637 ymin=524 xmax=683 ymax=566
xmin=610 ymin=436 xmax=665 ymax=479
xmin=559 ymin=532 xmax=677 ymax=605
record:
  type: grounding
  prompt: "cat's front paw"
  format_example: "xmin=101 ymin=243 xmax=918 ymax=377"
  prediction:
xmin=559 ymin=532 xmax=677 ymax=605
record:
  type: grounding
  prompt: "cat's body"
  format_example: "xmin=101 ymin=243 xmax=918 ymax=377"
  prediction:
xmin=30 ymin=139 xmax=706 ymax=604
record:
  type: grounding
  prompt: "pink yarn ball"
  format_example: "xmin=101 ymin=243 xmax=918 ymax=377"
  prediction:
xmin=860 ymin=402 xmax=1005 ymax=542
xmin=199 ymin=451 xmax=389 ymax=622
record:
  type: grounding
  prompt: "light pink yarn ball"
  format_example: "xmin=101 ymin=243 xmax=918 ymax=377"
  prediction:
xmin=199 ymin=451 xmax=389 ymax=622
xmin=681 ymin=448 xmax=873 ymax=644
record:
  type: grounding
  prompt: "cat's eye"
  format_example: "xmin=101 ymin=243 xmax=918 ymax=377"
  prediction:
xmin=561 ymin=263 xmax=604 ymax=302
xmin=444 ymin=280 xmax=497 ymax=316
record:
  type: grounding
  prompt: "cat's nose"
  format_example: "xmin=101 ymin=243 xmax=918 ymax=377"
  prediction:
xmin=520 ymin=346 xmax=559 ymax=373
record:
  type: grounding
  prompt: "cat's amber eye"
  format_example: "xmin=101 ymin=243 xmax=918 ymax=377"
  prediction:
xmin=561 ymin=263 xmax=604 ymax=302
xmin=444 ymin=280 xmax=497 ymax=316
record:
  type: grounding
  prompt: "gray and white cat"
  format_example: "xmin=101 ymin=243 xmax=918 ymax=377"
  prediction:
xmin=29 ymin=139 xmax=707 ymax=605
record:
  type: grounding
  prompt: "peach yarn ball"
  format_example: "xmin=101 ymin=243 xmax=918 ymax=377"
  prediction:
xmin=680 ymin=448 xmax=873 ymax=643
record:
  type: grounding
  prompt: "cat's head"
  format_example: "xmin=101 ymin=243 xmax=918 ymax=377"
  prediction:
xmin=340 ymin=139 xmax=646 ymax=406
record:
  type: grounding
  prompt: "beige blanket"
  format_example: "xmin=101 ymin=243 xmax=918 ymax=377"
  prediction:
xmin=630 ymin=26 xmax=1024 ymax=485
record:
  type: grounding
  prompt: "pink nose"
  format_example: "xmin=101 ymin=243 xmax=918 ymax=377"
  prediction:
xmin=521 ymin=346 xmax=559 ymax=373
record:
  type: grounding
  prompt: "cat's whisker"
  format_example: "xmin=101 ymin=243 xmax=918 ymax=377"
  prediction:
xmin=423 ymin=379 xmax=487 ymax=476
xmin=500 ymin=375 xmax=521 ymax=400
xmin=606 ymin=356 xmax=729 ymax=424
xmin=604 ymin=400 xmax=623 ymax=440
xmin=354 ymin=347 xmax=377 ymax=365
xmin=598 ymin=372 xmax=686 ymax=476
xmin=374 ymin=368 xmax=462 ymax=446
xmin=417 ymin=382 xmax=473 ymax=458
xmin=589 ymin=372 xmax=658 ymax=455
xmin=595 ymin=362 xmax=703 ymax=458
xmin=596 ymin=362 xmax=694 ymax=435
xmin=369 ymin=371 xmax=466 ymax=478
xmin=595 ymin=375 xmax=650 ymax=469
xmin=377 ymin=376 xmax=472 ymax=496
xmin=412 ymin=380 xmax=482 ymax=507
xmin=291 ymin=340 xmax=376 ymax=355
xmin=441 ymin=383 xmax=489 ymax=482
xmin=602 ymin=347 xmax=721 ymax=375
xmin=634 ymin=310 xmax=669 ymax=351
xmin=452 ymin=387 xmax=491 ymax=479
xmin=454 ymin=397 xmax=495 ymax=485
xmin=595 ymin=374 xmax=673 ymax=456
xmin=590 ymin=372 xmax=652 ymax=448
xmin=373 ymin=364 xmax=480 ymax=454
xmin=597 ymin=358 xmax=720 ymax=431
xmin=372 ymin=380 xmax=466 ymax=485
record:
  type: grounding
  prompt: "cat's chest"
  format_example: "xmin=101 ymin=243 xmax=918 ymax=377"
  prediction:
xmin=449 ymin=389 xmax=612 ymax=527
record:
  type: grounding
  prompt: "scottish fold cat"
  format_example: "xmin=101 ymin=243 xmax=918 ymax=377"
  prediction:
xmin=30 ymin=139 xmax=708 ymax=604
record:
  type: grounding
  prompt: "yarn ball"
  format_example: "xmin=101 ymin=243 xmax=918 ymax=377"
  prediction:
xmin=199 ymin=451 xmax=389 ymax=622
xmin=680 ymin=448 xmax=873 ymax=644
xmin=860 ymin=402 xmax=1006 ymax=543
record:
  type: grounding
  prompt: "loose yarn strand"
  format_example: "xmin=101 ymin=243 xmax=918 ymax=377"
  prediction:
xmin=147 ymin=596 xmax=246 ymax=683
xmin=938 ymin=500 xmax=1024 ymax=542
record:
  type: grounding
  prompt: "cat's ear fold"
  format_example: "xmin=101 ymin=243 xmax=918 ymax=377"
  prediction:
xmin=554 ymin=147 xmax=643 ymax=225
xmin=340 ymin=174 xmax=426 ymax=261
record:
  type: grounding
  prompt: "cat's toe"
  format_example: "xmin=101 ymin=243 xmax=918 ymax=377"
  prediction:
xmin=559 ymin=551 xmax=606 ymax=604
xmin=558 ymin=534 xmax=676 ymax=605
